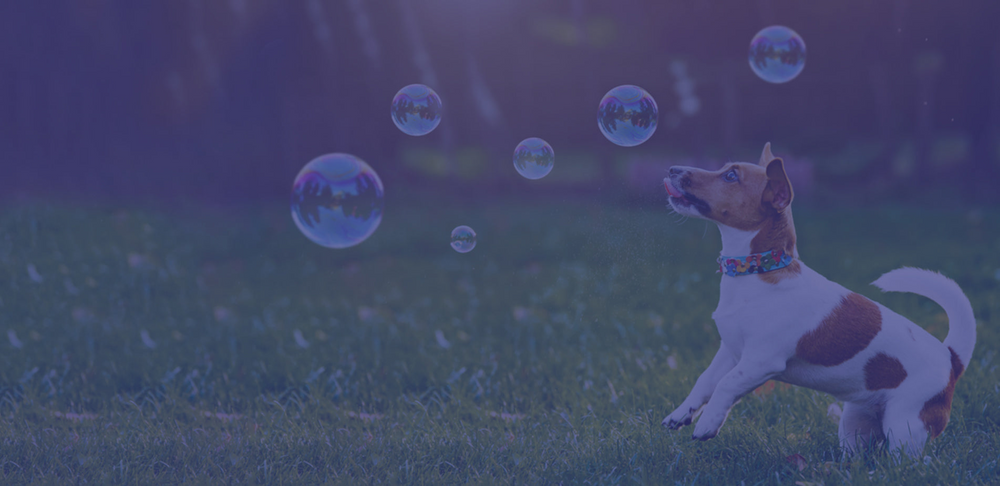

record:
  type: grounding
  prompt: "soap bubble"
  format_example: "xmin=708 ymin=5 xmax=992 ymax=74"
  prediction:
xmin=450 ymin=226 xmax=477 ymax=253
xmin=598 ymin=85 xmax=658 ymax=147
xmin=291 ymin=153 xmax=384 ymax=249
xmin=749 ymin=26 xmax=806 ymax=84
xmin=391 ymin=84 xmax=442 ymax=136
xmin=513 ymin=137 xmax=555 ymax=180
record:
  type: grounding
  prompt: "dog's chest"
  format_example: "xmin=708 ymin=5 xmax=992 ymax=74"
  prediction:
xmin=711 ymin=280 xmax=775 ymax=352
xmin=711 ymin=265 xmax=846 ymax=353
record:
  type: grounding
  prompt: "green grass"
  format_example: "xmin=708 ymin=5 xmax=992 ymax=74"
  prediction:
xmin=0 ymin=200 xmax=998 ymax=484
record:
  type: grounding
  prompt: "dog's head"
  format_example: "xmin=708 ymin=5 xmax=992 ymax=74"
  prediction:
xmin=664 ymin=143 xmax=793 ymax=231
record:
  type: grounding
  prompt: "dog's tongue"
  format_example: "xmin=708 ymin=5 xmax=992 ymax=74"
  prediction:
xmin=663 ymin=178 xmax=683 ymax=198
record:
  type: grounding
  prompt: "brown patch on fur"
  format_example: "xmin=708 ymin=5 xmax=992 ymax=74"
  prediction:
xmin=750 ymin=207 xmax=799 ymax=284
xmin=677 ymin=163 xmax=773 ymax=231
xmin=749 ymin=207 xmax=796 ymax=254
xmin=795 ymin=293 xmax=882 ymax=366
xmin=919 ymin=347 xmax=965 ymax=438
xmin=864 ymin=353 xmax=908 ymax=390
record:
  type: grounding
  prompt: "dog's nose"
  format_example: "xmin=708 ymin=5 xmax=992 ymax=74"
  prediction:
xmin=669 ymin=167 xmax=685 ymax=176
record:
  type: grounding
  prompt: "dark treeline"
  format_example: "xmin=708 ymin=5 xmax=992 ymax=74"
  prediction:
xmin=1 ymin=0 xmax=998 ymax=204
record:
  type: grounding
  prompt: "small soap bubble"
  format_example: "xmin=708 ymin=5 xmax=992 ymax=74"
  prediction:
xmin=291 ymin=153 xmax=384 ymax=249
xmin=391 ymin=84 xmax=442 ymax=136
xmin=598 ymin=85 xmax=658 ymax=147
xmin=749 ymin=26 xmax=806 ymax=84
xmin=513 ymin=137 xmax=555 ymax=180
xmin=450 ymin=226 xmax=477 ymax=253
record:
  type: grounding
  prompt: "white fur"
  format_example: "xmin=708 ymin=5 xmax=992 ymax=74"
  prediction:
xmin=717 ymin=225 xmax=757 ymax=256
xmin=663 ymin=219 xmax=976 ymax=458
xmin=873 ymin=267 xmax=976 ymax=369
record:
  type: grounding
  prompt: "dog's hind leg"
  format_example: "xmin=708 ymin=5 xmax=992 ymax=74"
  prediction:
xmin=838 ymin=401 xmax=885 ymax=455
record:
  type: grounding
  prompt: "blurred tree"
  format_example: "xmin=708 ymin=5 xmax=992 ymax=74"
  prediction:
xmin=0 ymin=0 xmax=997 ymax=204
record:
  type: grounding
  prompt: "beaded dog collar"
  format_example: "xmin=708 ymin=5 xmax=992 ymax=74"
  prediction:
xmin=717 ymin=249 xmax=793 ymax=277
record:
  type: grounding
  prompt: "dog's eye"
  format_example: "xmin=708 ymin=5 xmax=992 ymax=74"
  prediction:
xmin=724 ymin=169 xmax=738 ymax=182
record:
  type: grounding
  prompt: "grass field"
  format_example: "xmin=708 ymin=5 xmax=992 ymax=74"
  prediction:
xmin=0 ymin=200 xmax=998 ymax=484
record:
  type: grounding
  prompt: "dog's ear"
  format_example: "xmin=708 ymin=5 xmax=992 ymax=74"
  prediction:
xmin=759 ymin=142 xmax=777 ymax=166
xmin=763 ymin=158 xmax=793 ymax=211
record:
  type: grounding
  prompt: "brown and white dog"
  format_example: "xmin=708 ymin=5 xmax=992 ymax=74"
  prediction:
xmin=661 ymin=143 xmax=976 ymax=457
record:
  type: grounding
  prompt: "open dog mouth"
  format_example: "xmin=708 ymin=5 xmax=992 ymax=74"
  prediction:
xmin=663 ymin=178 xmax=711 ymax=214
xmin=663 ymin=178 xmax=690 ymax=206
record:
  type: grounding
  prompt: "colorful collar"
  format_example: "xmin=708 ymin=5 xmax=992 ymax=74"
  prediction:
xmin=717 ymin=249 xmax=793 ymax=277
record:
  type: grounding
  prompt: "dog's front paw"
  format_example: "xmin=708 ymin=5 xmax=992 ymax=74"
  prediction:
xmin=690 ymin=413 xmax=724 ymax=441
xmin=662 ymin=406 xmax=696 ymax=430
xmin=690 ymin=424 xmax=719 ymax=441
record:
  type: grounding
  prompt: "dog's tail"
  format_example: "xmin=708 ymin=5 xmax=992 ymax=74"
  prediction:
xmin=872 ymin=267 xmax=976 ymax=369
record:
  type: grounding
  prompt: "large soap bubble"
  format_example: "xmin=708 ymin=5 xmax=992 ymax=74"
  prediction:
xmin=749 ymin=26 xmax=806 ymax=84
xmin=391 ymin=84 xmax=442 ymax=136
xmin=513 ymin=137 xmax=555 ymax=180
xmin=598 ymin=85 xmax=658 ymax=147
xmin=450 ymin=226 xmax=477 ymax=253
xmin=291 ymin=153 xmax=384 ymax=249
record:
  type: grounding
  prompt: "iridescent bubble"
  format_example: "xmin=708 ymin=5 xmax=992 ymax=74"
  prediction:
xmin=513 ymin=137 xmax=555 ymax=180
xmin=450 ymin=226 xmax=477 ymax=253
xmin=748 ymin=26 xmax=806 ymax=84
xmin=598 ymin=85 xmax=658 ymax=147
xmin=391 ymin=84 xmax=442 ymax=136
xmin=291 ymin=153 xmax=384 ymax=249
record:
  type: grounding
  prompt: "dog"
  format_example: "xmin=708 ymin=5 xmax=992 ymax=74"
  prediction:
xmin=660 ymin=143 xmax=976 ymax=457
